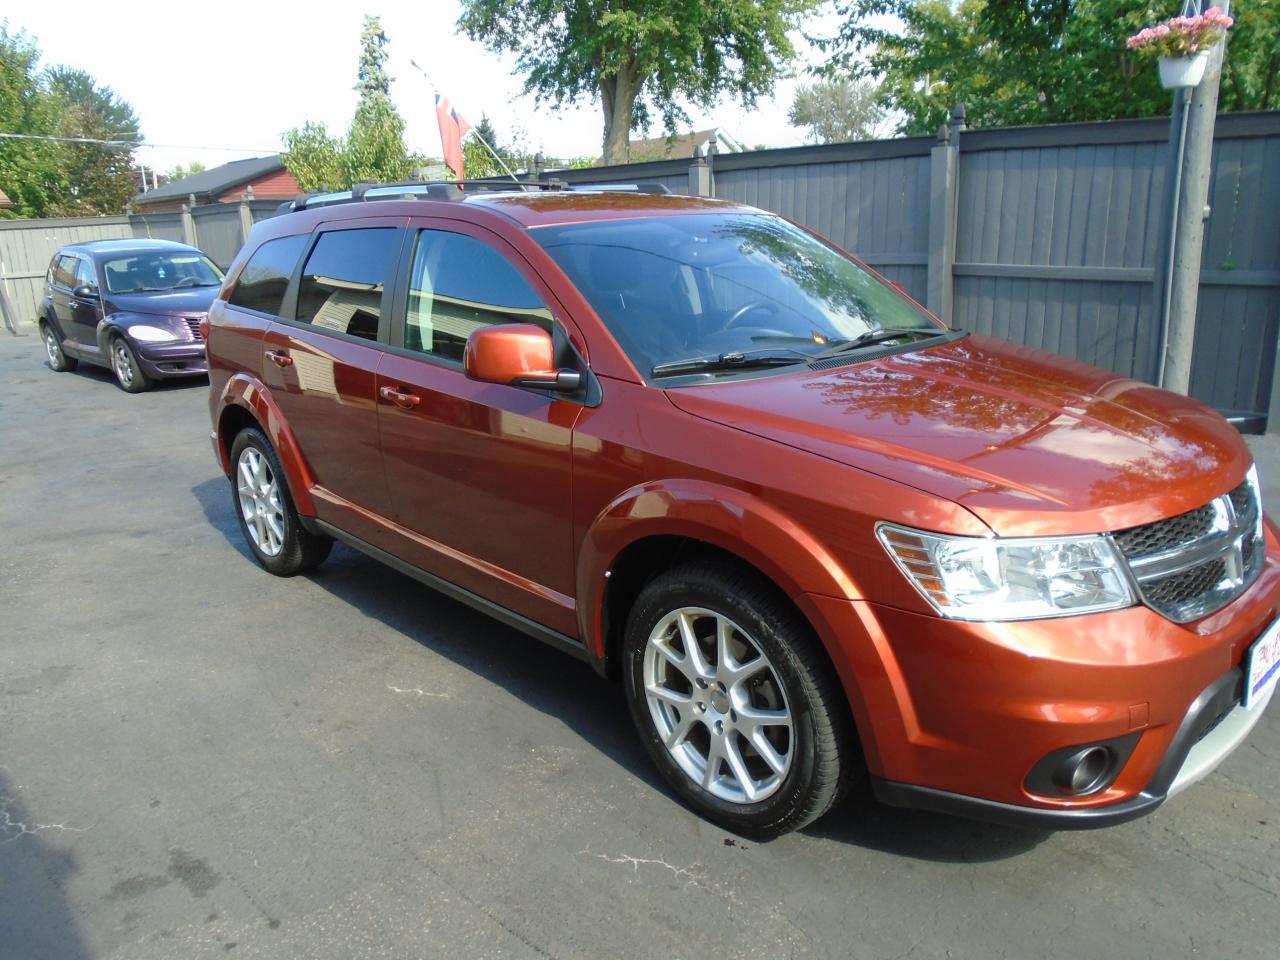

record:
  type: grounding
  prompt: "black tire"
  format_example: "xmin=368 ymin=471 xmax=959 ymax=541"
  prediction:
xmin=109 ymin=334 xmax=153 ymax=393
xmin=228 ymin=426 xmax=332 ymax=576
xmin=622 ymin=560 xmax=856 ymax=839
xmin=40 ymin=322 xmax=77 ymax=372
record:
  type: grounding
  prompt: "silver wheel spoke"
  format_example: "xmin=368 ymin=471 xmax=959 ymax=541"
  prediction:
xmin=663 ymin=711 xmax=697 ymax=750
xmin=702 ymin=734 xmax=725 ymax=789
xmin=646 ymin=682 xmax=692 ymax=708
xmin=723 ymin=736 xmax=758 ymax=802
xmin=737 ymin=703 xmax=791 ymax=735
xmin=750 ymin=730 xmax=788 ymax=776
xmin=678 ymin=612 xmax=712 ymax=678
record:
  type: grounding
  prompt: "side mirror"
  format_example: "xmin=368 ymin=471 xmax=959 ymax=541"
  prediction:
xmin=72 ymin=284 xmax=99 ymax=299
xmin=464 ymin=324 xmax=582 ymax=392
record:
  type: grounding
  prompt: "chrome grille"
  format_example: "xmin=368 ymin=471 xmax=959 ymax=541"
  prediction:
xmin=1112 ymin=473 xmax=1264 ymax=623
xmin=184 ymin=316 xmax=205 ymax=340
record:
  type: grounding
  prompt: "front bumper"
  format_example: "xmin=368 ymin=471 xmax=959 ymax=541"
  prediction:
xmin=871 ymin=669 xmax=1274 ymax=829
xmin=802 ymin=531 xmax=1280 ymax=828
xmin=133 ymin=338 xmax=207 ymax=378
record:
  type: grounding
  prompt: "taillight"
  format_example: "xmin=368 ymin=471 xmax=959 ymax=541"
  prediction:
xmin=199 ymin=316 xmax=211 ymax=341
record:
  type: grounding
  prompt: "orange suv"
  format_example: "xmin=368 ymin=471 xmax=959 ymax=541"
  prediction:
xmin=206 ymin=182 xmax=1279 ymax=838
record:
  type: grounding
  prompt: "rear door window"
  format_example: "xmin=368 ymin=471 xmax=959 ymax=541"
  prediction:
xmin=228 ymin=234 xmax=309 ymax=317
xmin=293 ymin=228 xmax=399 ymax=341
xmin=52 ymin=255 xmax=78 ymax=288
xmin=74 ymin=257 xmax=96 ymax=289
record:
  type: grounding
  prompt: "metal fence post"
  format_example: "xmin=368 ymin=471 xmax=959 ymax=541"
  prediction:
xmin=927 ymin=105 xmax=964 ymax=322
xmin=688 ymin=156 xmax=712 ymax=196
xmin=181 ymin=195 xmax=197 ymax=247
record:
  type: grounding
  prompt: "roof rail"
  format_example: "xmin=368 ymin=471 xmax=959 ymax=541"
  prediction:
xmin=279 ymin=178 xmax=671 ymax=212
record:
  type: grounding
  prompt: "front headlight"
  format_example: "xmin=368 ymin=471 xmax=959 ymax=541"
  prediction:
xmin=128 ymin=324 xmax=177 ymax=343
xmin=877 ymin=523 xmax=1134 ymax=621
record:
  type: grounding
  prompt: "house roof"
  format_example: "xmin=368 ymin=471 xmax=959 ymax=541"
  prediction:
xmin=611 ymin=128 xmax=746 ymax=164
xmin=133 ymin=155 xmax=285 ymax=205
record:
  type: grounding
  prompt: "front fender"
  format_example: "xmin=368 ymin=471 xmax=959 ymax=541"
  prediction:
xmin=214 ymin=372 xmax=316 ymax=516
xmin=578 ymin=478 xmax=864 ymax=650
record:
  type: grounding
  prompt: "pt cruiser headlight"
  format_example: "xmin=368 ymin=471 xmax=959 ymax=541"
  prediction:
xmin=877 ymin=523 xmax=1134 ymax=621
xmin=128 ymin=324 xmax=177 ymax=343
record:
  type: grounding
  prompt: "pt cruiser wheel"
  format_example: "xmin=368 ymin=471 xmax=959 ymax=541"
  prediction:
xmin=228 ymin=427 xmax=332 ymax=576
xmin=41 ymin=324 xmax=77 ymax=372
xmin=110 ymin=335 xmax=152 ymax=393
xmin=623 ymin=561 xmax=855 ymax=838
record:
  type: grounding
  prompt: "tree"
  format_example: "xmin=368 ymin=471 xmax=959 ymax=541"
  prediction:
xmin=825 ymin=1 xmax=1279 ymax=135
xmin=281 ymin=16 xmax=417 ymax=191
xmin=165 ymin=161 xmax=206 ymax=183
xmin=788 ymin=77 xmax=885 ymax=143
xmin=457 ymin=1 xmax=811 ymax=165
xmin=1 ymin=24 xmax=140 ymax=218
xmin=45 ymin=66 xmax=140 ymax=216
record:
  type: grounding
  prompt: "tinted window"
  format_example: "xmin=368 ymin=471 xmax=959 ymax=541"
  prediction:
xmin=228 ymin=234 xmax=309 ymax=316
xmin=294 ymin=228 xmax=399 ymax=341
xmin=403 ymin=230 xmax=552 ymax=361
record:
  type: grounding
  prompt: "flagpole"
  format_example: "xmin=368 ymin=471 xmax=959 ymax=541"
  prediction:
xmin=407 ymin=59 xmax=526 ymax=187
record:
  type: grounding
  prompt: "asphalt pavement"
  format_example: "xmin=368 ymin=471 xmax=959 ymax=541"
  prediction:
xmin=1 ymin=332 xmax=1277 ymax=959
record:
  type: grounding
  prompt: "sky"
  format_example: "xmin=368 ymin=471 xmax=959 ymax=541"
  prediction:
xmin=8 ymin=0 xmax=859 ymax=176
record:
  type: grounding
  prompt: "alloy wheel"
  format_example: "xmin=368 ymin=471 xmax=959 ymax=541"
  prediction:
xmin=236 ymin=447 xmax=285 ymax=557
xmin=112 ymin=340 xmax=134 ymax=387
xmin=44 ymin=330 xmax=59 ymax=366
xmin=642 ymin=606 xmax=794 ymax=804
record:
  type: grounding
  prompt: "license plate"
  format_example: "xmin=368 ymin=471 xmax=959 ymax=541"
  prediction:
xmin=1244 ymin=617 xmax=1280 ymax=709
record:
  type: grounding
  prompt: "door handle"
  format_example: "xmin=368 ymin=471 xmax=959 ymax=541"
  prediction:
xmin=265 ymin=349 xmax=293 ymax=367
xmin=379 ymin=385 xmax=420 ymax=409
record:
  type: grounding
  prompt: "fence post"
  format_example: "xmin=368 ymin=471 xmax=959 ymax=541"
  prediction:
xmin=181 ymin=195 xmax=197 ymax=247
xmin=688 ymin=156 xmax=712 ymax=196
xmin=927 ymin=105 xmax=963 ymax=322
xmin=238 ymin=196 xmax=254 ymax=246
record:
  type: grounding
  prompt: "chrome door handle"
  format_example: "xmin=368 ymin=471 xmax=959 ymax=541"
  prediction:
xmin=379 ymin=385 xmax=420 ymax=409
xmin=265 ymin=350 xmax=293 ymax=367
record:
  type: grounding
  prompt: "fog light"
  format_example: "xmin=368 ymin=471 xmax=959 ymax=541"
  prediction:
xmin=1053 ymin=746 xmax=1112 ymax=795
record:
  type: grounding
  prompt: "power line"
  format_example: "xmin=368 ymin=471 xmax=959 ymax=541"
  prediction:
xmin=0 ymin=131 xmax=277 ymax=152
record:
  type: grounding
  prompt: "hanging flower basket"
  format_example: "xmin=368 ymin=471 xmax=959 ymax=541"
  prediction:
xmin=1158 ymin=50 xmax=1211 ymax=89
xmin=1127 ymin=6 xmax=1234 ymax=91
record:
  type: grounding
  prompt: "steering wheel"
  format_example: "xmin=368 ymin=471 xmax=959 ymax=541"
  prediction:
xmin=720 ymin=300 xmax=774 ymax=332
xmin=174 ymin=276 xmax=203 ymax=288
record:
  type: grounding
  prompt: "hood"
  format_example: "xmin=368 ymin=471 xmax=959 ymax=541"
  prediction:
xmin=664 ymin=335 xmax=1252 ymax=537
xmin=104 ymin=287 xmax=218 ymax=317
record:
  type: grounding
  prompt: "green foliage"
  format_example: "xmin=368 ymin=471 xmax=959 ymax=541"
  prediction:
xmin=281 ymin=16 xmax=418 ymax=191
xmin=788 ymin=77 xmax=885 ymax=143
xmin=164 ymin=161 xmax=206 ymax=183
xmin=1 ymin=23 xmax=139 ymax=218
xmin=825 ymin=1 xmax=1279 ymax=134
xmin=458 ymin=1 xmax=812 ymax=164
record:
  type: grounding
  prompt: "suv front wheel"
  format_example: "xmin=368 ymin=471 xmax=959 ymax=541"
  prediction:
xmin=229 ymin=427 xmax=332 ymax=576
xmin=622 ymin=560 xmax=855 ymax=838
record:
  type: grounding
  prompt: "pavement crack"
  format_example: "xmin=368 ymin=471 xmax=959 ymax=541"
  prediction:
xmin=0 ymin=795 xmax=86 ymax=844
xmin=386 ymin=684 xmax=451 ymax=699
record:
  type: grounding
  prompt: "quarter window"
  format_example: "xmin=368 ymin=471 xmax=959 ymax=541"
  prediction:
xmin=228 ymin=234 xmax=309 ymax=317
xmin=53 ymin=255 xmax=78 ymax=288
xmin=402 ymin=230 xmax=552 ymax=361
xmin=294 ymin=228 xmax=399 ymax=341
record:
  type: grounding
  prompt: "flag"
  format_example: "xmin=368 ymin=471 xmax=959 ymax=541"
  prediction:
xmin=435 ymin=94 xmax=471 ymax=180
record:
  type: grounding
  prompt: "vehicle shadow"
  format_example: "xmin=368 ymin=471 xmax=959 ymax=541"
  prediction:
xmin=803 ymin=789 xmax=1051 ymax=861
xmin=0 ymin=771 xmax=93 ymax=960
xmin=42 ymin=355 xmax=208 ymax=392
xmin=191 ymin=475 xmax=1051 ymax=863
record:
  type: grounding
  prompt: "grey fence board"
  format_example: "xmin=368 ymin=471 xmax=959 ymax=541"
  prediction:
xmin=128 ymin=211 xmax=185 ymax=244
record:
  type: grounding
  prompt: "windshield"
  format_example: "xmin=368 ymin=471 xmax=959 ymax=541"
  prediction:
xmin=535 ymin=213 xmax=942 ymax=379
xmin=103 ymin=252 xmax=225 ymax=294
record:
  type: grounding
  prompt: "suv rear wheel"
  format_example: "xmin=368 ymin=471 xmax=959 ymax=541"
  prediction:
xmin=229 ymin=427 xmax=332 ymax=576
xmin=41 ymin=323 xmax=77 ymax=372
xmin=622 ymin=560 xmax=855 ymax=838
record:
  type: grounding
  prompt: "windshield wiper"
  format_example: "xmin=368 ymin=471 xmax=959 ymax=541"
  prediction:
xmin=652 ymin=349 xmax=810 ymax=378
xmin=813 ymin=327 xmax=950 ymax=359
